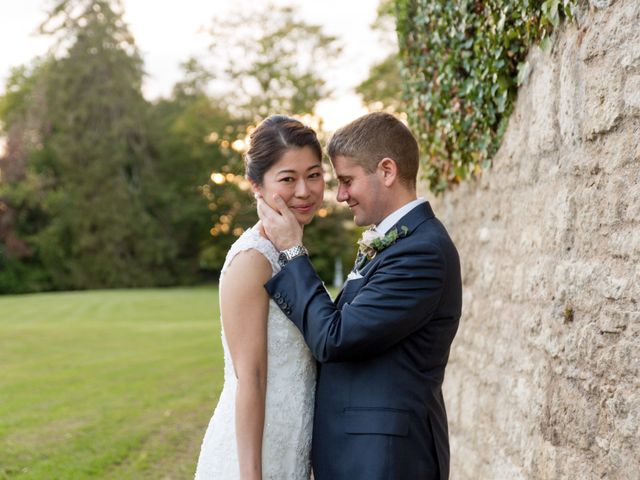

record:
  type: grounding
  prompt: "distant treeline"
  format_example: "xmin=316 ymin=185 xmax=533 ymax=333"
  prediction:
xmin=0 ymin=0 xmax=379 ymax=293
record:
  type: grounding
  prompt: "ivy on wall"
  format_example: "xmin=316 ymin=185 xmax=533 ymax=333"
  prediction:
xmin=396 ymin=0 xmax=580 ymax=194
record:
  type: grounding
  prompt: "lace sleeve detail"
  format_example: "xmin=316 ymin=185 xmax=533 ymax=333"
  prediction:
xmin=220 ymin=226 xmax=281 ymax=279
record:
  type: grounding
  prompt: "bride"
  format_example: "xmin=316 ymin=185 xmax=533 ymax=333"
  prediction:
xmin=195 ymin=115 xmax=324 ymax=479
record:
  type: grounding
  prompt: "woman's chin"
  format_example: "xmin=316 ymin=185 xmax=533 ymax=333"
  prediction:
xmin=294 ymin=211 xmax=317 ymax=226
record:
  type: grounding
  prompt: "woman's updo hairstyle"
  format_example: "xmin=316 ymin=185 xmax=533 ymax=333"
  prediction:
xmin=245 ymin=115 xmax=322 ymax=185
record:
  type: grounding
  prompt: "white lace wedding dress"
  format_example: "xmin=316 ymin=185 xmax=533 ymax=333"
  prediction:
xmin=195 ymin=226 xmax=316 ymax=480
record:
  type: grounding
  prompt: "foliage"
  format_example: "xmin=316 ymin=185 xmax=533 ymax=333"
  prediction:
xmin=0 ymin=60 xmax=56 ymax=292
xmin=356 ymin=0 xmax=404 ymax=113
xmin=34 ymin=0 xmax=182 ymax=289
xmin=356 ymin=54 xmax=404 ymax=113
xmin=203 ymin=2 xmax=341 ymax=122
xmin=396 ymin=0 xmax=580 ymax=193
xmin=0 ymin=0 xmax=359 ymax=293
xmin=193 ymin=4 xmax=351 ymax=282
xmin=0 ymin=0 xmax=183 ymax=291
xmin=147 ymin=68 xmax=248 ymax=283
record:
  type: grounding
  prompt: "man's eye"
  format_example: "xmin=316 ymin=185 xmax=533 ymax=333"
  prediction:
xmin=309 ymin=172 xmax=322 ymax=179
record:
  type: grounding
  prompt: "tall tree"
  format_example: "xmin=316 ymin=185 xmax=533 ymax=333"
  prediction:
xmin=0 ymin=61 xmax=55 ymax=292
xmin=31 ymin=0 xmax=176 ymax=289
xmin=147 ymin=59 xmax=249 ymax=280
xmin=204 ymin=2 xmax=342 ymax=122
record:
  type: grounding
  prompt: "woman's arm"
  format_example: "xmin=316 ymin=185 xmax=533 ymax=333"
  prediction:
xmin=220 ymin=249 xmax=272 ymax=480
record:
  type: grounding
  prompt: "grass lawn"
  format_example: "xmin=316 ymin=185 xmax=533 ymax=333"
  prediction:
xmin=0 ymin=286 xmax=223 ymax=479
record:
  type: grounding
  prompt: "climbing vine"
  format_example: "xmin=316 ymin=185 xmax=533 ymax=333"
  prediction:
xmin=396 ymin=0 xmax=580 ymax=193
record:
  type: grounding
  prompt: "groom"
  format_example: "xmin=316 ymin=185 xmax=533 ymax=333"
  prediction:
xmin=258 ymin=112 xmax=462 ymax=480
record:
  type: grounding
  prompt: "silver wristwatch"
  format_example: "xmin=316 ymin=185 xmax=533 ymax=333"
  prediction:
xmin=278 ymin=245 xmax=308 ymax=268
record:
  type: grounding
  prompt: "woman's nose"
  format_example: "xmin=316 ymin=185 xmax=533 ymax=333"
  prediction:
xmin=295 ymin=179 xmax=310 ymax=197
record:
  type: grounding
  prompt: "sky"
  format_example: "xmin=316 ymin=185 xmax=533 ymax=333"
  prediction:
xmin=0 ymin=0 xmax=393 ymax=130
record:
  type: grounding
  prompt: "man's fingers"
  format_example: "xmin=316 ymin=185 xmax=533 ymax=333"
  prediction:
xmin=256 ymin=197 xmax=277 ymax=221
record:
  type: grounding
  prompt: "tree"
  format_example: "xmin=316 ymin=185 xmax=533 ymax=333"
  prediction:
xmin=147 ymin=59 xmax=249 ymax=280
xmin=0 ymin=60 xmax=57 ymax=292
xmin=188 ymin=3 xmax=356 ymax=282
xmin=355 ymin=0 xmax=404 ymax=113
xmin=29 ymin=0 xmax=177 ymax=289
xmin=203 ymin=2 xmax=342 ymax=122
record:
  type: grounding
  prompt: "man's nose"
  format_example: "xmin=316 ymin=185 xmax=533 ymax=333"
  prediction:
xmin=336 ymin=185 xmax=348 ymax=202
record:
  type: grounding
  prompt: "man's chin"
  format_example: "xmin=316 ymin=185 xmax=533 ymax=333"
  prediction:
xmin=353 ymin=216 xmax=369 ymax=227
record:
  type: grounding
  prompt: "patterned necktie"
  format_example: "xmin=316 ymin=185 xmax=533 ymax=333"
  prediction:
xmin=353 ymin=249 xmax=366 ymax=271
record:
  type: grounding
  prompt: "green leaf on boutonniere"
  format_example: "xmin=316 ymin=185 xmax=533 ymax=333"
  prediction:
xmin=357 ymin=225 xmax=410 ymax=261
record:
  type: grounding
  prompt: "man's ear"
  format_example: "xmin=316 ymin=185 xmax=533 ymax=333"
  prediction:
xmin=377 ymin=157 xmax=398 ymax=187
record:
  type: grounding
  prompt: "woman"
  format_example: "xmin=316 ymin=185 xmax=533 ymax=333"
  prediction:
xmin=195 ymin=115 xmax=324 ymax=479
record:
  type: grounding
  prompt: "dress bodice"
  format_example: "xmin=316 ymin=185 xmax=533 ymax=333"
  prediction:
xmin=195 ymin=226 xmax=316 ymax=480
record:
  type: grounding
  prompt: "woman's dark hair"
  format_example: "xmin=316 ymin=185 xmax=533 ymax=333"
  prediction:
xmin=245 ymin=115 xmax=322 ymax=185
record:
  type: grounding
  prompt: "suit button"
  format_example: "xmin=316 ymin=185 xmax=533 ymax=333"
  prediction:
xmin=276 ymin=297 xmax=284 ymax=305
xmin=274 ymin=292 xmax=281 ymax=300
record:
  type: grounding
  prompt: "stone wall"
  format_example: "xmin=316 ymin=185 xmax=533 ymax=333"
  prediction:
xmin=426 ymin=1 xmax=640 ymax=478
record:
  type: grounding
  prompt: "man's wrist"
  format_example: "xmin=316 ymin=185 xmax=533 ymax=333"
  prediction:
xmin=278 ymin=245 xmax=308 ymax=268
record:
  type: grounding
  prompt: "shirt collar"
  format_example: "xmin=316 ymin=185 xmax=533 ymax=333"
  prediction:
xmin=375 ymin=198 xmax=426 ymax=235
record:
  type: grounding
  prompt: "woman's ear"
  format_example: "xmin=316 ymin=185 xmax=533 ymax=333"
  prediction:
xmin=377 ymin=157 xmax=398 ymax=187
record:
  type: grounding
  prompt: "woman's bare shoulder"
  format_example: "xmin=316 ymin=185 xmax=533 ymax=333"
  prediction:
xmin=223 ymin=248 xmax=272 ymax=288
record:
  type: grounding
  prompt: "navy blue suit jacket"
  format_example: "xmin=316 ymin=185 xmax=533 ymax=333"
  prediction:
xmin=265 ymin=202 xmax=462 ymax=480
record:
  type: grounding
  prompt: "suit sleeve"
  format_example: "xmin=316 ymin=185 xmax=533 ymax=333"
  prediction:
xmin=264 ymin=242 xmax=445 ymax=362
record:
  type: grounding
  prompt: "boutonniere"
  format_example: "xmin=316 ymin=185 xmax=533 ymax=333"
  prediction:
xmin=357 ymin=225 xmax=410 ymax=261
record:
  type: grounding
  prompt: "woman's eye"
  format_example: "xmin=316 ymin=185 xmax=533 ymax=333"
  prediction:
xmin=279 ymin=177 xmax=294 ymax=183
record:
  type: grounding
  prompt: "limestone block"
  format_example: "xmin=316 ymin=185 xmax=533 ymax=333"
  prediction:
xmin=583 ymin=127 xmax=638 ymax=174
xmin=582 ymin=64 xmax=623 ymax=139
xmin=598 ymin=308 xmax=630 ymax=333
xmin=553 ymin=261 xmax=577 ymax=302
xmin=559 ymin=34 xmax=581 ymax=145
xmin=620 ymin=47 xmax=640 ymax=70
xmin=527 ymin=55 xmax=558 ymax=154
xmin=623 ymin=74 xmax=640 ymax=115
xmin=606 ymin=225 xmax=640 ymax=259
xmin=590 ymin=0 xmax=615 ymax=9
xmin=608 ymin=385 xmax=639 ymax=439
xmin=597 ymin=272 xmax=627 ymax=300
xmin=543 ymin=377 xmax=599 ymax=450
xmin=581 ymin=1 xmax=640 ymax=61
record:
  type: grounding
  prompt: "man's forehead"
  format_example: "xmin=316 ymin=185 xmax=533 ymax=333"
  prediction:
xmin=331 ymin=155 xmax=363 ymax=174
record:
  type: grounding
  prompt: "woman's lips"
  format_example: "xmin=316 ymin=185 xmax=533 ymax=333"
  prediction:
xmin=290 ymin=204 xmax=314 ymax=214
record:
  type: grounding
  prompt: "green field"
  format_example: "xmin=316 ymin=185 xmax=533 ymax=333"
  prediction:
xmin=0 ymin=287 xmax=223 ymax=479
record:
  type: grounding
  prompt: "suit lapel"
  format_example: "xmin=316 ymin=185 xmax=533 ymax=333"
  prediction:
xmin=334 ymin=202 xmax=435 ymax=306
xmin=390 ymin=201 xmax=434 ymax=237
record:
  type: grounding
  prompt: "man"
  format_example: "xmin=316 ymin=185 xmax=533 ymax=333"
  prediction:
xmin=257 ymin=112 xmax=462 ymax=480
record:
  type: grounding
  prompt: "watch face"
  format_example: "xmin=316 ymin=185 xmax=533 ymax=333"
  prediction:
xmin=278 ymin=252 xmax=288 ymax=266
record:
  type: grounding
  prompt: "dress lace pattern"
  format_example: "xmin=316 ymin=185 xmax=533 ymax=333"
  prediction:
xmin=195 ymin=227 xmax=316 ymax=479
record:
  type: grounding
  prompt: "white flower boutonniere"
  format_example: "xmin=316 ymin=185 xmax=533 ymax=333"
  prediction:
xmin=357 ymin=225 xmax=410 ymax=261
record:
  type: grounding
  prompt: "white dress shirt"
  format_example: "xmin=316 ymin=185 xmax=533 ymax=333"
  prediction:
xmin=375 ymin=198 xmax=426 ymax=234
